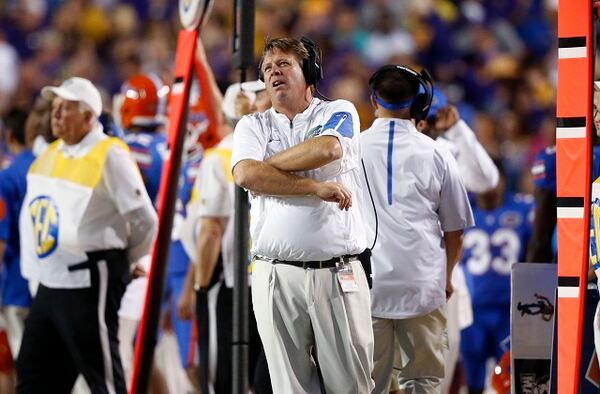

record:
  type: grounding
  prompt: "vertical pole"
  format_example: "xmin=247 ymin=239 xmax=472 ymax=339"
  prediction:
xmin=232 ymin=1 xmax=255 ymax=393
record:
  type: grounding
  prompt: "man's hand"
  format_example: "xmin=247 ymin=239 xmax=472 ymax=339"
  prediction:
xmin=131 ymin=263 xmax=147 ymax=279
xmin=434 ymin=105 xmax=460 ymax=132
xmin=314 ymin=181 xmax=352 ymax=210
xmin=446 ymin=279 xmax=454 ymax=300
xmin=176 ymin=289 xmax=195 ymax=321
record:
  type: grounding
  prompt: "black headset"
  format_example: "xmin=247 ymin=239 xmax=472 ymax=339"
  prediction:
xmin=258 ymin=37 xmax=323 ymax=87
xmin=368 ymin=64 xmax=434 ymax=123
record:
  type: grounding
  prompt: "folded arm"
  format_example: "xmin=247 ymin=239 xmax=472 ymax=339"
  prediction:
xmin=266 ymin=136 xmax=342 ymax=172
xmin=233 ymin=159 xmax=352 ymax=210
xmin=445 ymin=119 xmax=499 ymax=193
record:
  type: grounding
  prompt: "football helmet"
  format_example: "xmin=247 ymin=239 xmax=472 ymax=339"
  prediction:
xmin=119 ymin=73 xmax=168 ymax=129
xmin=491 ymin=350 xmax=511 ymax=394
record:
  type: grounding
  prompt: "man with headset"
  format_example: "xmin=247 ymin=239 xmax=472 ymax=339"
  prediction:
xmin=231 ymin=37 xmax=374 ymax=393
xmin=359 ymin=65 xmax=474 ymax=393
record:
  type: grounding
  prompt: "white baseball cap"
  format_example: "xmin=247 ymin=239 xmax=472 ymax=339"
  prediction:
xmin=222 ymin=79 xmax=266 ymax=121
xmin=42 ymin=77 xmax=103 ymax=117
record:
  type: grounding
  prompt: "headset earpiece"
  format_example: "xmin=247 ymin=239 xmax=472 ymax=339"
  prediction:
xmin=300 ymin=37 xmax=323 ymax=87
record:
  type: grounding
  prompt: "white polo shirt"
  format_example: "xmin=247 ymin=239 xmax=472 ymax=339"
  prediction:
xmin=231 ymin=98 xmax=366 ymax=261
xmin=360 ymin=118 xmax=474 ymax=319
xmin=19 ymin=125 xmax=156 ymax=288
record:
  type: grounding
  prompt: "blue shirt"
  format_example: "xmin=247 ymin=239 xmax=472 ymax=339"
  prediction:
xmin=531 ymin=146 xmax=556 ymax=194
xmin=0 ymin=150 xmax=35 ymax=307
xmin=461 ymin=194 xmax=533 ymax=307
xmin=123 ymin=132 xmax=167 ymax=204
xmin=167 ymin=150 xmax=203 ymax=275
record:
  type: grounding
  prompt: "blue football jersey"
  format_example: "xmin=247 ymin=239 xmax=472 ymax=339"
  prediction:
xmin=1 ymin=149 xmax=13 ymax=170
xmin=123 ymin=131 xmax=167 ymax=204
xmin=167 ymin=149 xmax=203 ymax=275
xmin=531 ymin=146 xmax=556 ymax=194
xmin=461 ymin=194 xmax=533 ymax=307
xmin=0 ymin=150 xmax=35 ymax=307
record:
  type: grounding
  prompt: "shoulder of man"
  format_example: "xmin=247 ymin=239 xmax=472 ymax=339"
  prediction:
xmin=104 ymin=136 xmax=131 ymax=153
xmin=322 ymin=98 xmax=358 ymax=114
xmin=430 ymin=136 xmax=461 ymax=172
xmin=103 ymin=137 xmax=137 ymax=167
xmin=28 ymin=139 xmax=62 ymax=173
xmin=234 ymin=112 xmax=263 ymax=131
xmin=320 ymin=99 xmax=360 ymax=137
xmin=434 ymin=135 xmax=459 ymax=157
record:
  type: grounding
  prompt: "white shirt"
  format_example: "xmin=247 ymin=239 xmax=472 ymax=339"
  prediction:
xmin=20 ymin=125 xmax=157 ymax=288
xmin=360 ymin=118 xmax=474 ymax=319
xmin=437 ymin=119 xmax=499 ymax=193
xmin=195 ymin=134 xmax=236 ymax=287
xmin=231 ymin=98 xmax=367 ymax=261
xmin=32 ymin=135 xmax=49 ymax=157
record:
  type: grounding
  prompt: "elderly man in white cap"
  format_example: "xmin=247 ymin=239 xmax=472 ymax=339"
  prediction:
xmin=16 ymin=77 xmax=157 ymax=394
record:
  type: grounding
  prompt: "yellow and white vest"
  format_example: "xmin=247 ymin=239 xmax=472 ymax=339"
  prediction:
xmin=20 ymin=137 xmax=129 ymax=288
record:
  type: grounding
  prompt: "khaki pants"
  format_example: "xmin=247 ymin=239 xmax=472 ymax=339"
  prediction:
xmin=390 ymin=268 xmax=471 ymax=394
xmin=372 ymin=307 xmax=446 ymax=394
xmin=252 ymin=258 xmax=375 ymax=394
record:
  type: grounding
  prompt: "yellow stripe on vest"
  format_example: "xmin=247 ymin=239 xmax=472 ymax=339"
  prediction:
xmin=215 ymin=147 xmax=233 ymax=182
xmin=203 ymin=146 xmax=233 ymax=183
xmin=29 ymin=137 xmax=130 ymax=188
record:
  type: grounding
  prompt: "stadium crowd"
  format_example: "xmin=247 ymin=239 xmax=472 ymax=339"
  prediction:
xmin=1 ymin=0 xmax=559 ymax=195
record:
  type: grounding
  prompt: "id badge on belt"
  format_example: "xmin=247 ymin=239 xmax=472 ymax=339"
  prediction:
xmin=336 ymin=262 xmax=359 ymax=293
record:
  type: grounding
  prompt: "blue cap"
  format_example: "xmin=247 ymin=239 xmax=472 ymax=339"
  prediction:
xmin=428 ymin=88 xmax=447 ymax=119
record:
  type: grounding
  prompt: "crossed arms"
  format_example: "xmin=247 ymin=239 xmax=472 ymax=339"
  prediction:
xmin=232 ymin=135 xmax=352 ymax=210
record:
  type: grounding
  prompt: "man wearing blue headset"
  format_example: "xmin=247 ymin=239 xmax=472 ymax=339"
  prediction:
xmin=360 ymin=65 xmax=474 ymax=394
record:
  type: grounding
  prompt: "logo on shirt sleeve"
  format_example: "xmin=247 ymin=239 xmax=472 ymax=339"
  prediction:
xmin=305 ymin=125 xmax=323 ymax=139
xmin=29 ymin=196 xmax=59 ymax=258
xmin=323 ymin=111 xmax=353 ymax=138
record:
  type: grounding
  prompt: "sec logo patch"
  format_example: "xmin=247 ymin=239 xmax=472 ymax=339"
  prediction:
xmin=29 ymin=195 xmax=60 ymax=258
